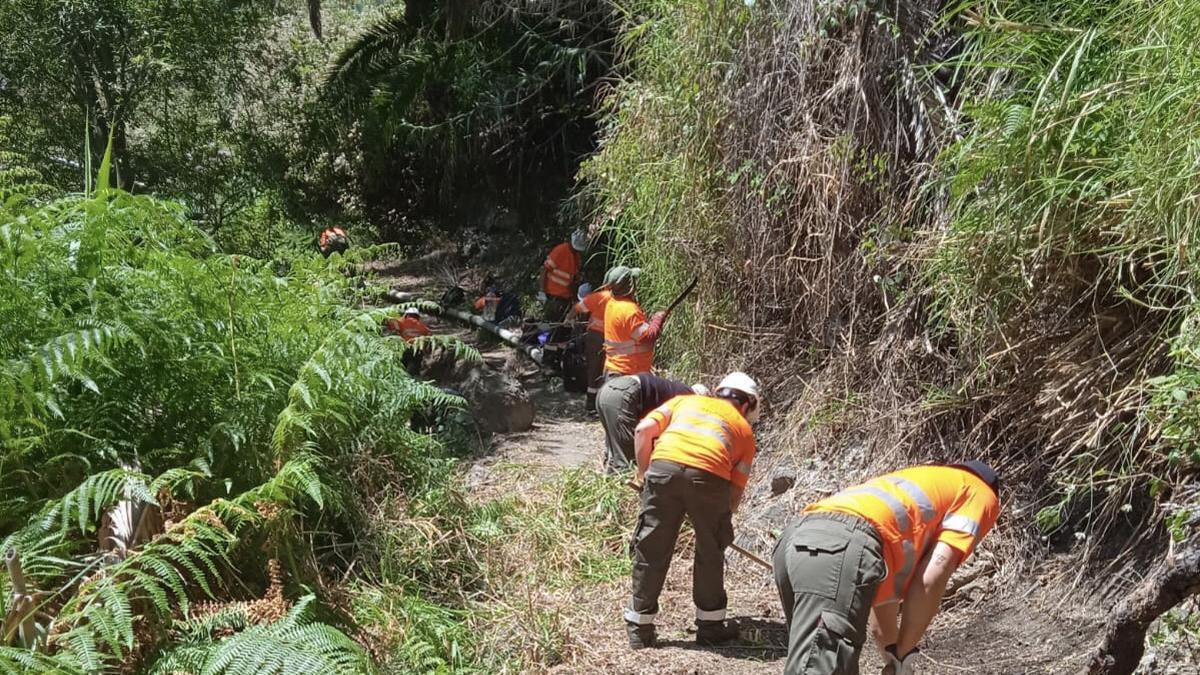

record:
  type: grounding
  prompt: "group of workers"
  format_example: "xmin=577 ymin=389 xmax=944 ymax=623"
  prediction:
xmin=532 ymin=231 xmax=1002 ymax=674
xmin=361 ymin=225 xmax=1000 ymax=675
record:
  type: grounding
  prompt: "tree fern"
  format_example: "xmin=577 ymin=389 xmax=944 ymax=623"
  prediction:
xmin=148 ymin=595 xmax=371 ymax=675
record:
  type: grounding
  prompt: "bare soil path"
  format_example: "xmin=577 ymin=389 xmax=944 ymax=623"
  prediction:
xmin=370 ymin=254 xmax=1104 ymax=675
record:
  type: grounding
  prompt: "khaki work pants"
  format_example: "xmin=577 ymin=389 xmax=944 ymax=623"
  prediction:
xmin=626 ymin=460 xmax=734 ymax=626
xmin=772 ymin=512 xmax=886 ymax=675
xmin=596 ymin=376 xmax=640 ymax=471
xmin=583 ymin=330 xmax=604 ymax=411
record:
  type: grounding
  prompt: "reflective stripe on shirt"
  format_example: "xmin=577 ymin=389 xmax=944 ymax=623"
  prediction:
xmin=942 ymin=513 xmax=980 ymax=536
xmin=605 ymin=339 xmax=654 ymax=356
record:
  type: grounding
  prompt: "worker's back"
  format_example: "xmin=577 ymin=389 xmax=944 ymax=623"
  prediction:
xmin=806 ymin=465 xmax=1000 ymax=604
xmin=543 ymin=242 xmax=580 ymax=299
xmin=645 ymin=395 xmax=755 ymax=488
xmin=604 ymin=295 xmax=653 ymax=374
xmin=577 ymin=289 xmax=611 ymax=333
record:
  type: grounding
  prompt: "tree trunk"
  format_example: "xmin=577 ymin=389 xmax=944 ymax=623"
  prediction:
xmin=1085 ymin=539 xmax=1200 ymax=675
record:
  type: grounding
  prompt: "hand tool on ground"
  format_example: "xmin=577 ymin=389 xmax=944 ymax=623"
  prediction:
xmin=624 ymin=479 xmax=772 ymax=572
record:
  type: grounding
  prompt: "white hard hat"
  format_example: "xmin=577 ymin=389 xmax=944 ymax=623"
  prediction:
xmin=717 ymin=371 xmax=761 ymax=423
xmin=577 ymin=282 xmax=593 ymax=300
xmin=570 ymin=229 xmax=588 ymax=252
xmin=404 ymin=307 xmax=420 ymax=317
xmin=691 ymin=383 xmax=710 ymax=395
xmin=717 ymin=371 xmax=759 ymax=402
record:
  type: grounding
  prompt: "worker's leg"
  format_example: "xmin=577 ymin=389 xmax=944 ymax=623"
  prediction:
xmin=681 ymin=467 xmax=733 ymax=624
xmin=627 ymin=461 xmax=687 ymax=631
xmin=543 ymin=295 xmax=569 ymax=323
xmin=596 ymin=376 xmax=638 ymax=472
xmin=774 ymin=514 xmax=885 ymax=675
xmin=583 ymin=330 xmax=604 ymax=413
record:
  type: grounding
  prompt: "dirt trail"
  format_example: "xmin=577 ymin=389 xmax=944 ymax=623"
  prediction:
xmin=372 ymin=255 xmax=1103 ymax=675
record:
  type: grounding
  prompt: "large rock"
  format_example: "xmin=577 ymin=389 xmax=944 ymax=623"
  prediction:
xmin=423 ymin=350 xmax=535 ymax=433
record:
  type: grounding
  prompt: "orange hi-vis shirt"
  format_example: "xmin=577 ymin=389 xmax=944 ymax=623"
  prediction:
xmin=319 ymin=227 xmax=346 ymax=248
xmin=603 ymin=295 xmax=654 ymax=374
xmin=575 ymin=289 xmax=612 ymax=333
xmin=387 ymin=316 xmax=432 ymax=343
xmin=543 ymin=242 xmax=581 ymax=299
xmin=806 ymin=465 xmax=1000 ymax=607
xmin=644 ymin=395 xmax=756 ymax=488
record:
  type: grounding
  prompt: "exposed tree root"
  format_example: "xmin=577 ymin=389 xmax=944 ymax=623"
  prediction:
xmin=1086 ymin=539 xmax=1200 ymax=675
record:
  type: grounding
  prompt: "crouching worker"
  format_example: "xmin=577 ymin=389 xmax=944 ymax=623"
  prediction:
xmin=595 ymin=373 xmax=704 ymax=473
xmin=384 ymin=307 xmax=432 ymax=374
xmin=318 ymin=226 xmax=349 ymax=257
xmin=625 ymin=373 xmax=760 ymax=650
xmin=772 ymin=462 xmax=1001 ymax=675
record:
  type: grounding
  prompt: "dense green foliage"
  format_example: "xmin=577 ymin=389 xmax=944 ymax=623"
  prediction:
xmin=0 ymin=167 xmax=480 ymax=670
xmin=311 ymin=0 xmax=616 ymax=238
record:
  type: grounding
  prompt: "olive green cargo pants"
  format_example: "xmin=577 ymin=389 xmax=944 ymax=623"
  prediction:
xmin=583 ymin=330 xmax=604 ymax=412
xmin=772 ymin=512 xmax=886 ymax=675
xmin=626 ymin=460 xmax=735 ymax=626
xmin=596 ymin=375 xmax=640 ymax=471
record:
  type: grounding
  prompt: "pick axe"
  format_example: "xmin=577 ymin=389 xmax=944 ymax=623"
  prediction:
xmin=624 ymin=479 xmax=772 ymax=572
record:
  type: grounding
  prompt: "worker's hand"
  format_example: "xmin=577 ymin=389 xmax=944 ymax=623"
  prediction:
xmin=651 ymin=311 xmax=666 ymax=322
xmin=537 ymin=291 xmax=548 ymax=303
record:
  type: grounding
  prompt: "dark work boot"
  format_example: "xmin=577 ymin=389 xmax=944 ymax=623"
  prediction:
xmin=626 ymin=622 xmax=658 ymax=649
xmin=695 ymin=620 xmax=739 ymax=646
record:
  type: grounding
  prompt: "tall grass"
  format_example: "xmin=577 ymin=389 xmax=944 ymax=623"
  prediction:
xmin=930 ymin=0 xmax=1200 ymax=532
xmin=578 ymin=0 xmax=750 ymax=378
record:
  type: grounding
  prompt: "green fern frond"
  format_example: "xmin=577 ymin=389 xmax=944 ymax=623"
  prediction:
xmin=0 ymin=645 xmax=88 ymax=674
xmin=148 ymin=595 xmax=371 ymax=675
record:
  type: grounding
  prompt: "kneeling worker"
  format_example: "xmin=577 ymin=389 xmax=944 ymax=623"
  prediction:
xmin=772 ymin=462 xmax=1001 ymax=674
xmin=625 ymin=372 xmax=760 ymax=649
xmin=595 ymin=373 xmax=705 ymax=473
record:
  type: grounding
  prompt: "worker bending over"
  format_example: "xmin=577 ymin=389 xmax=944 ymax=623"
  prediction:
xmin=539 ymin=229 xmax=587 ymax=323
xmin=383 ymin=307 xmax=432 ymax=343
xmin=595 ymin=373 xmax=704 ymax=473
xmin=383 ymin=307 xmax=433 ymax=375
xmin=625 ymin=373 xmax=761 ymax=649
xmin=603 ymin=266 xmax=664 ymax=379
xmin=773 ymin=462 xmax=1001 ymax=675
xmin=571 ymin=282 xmax=611 ymax=414
xmin=318 ymin=226 xmax=349 ymax=257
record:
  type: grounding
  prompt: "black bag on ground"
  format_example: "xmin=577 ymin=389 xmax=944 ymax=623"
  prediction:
xmin=559 ymin=334 xmax=588 ymax=394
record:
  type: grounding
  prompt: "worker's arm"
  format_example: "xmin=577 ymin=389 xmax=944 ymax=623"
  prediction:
xmin=868 ymin=602 xmax=900 ymax=655
xmin=631 ymin=312 xmax=668 ymax=343
xmin=633 ymin=417 xmax=662 ymax=480
xmin=894 ymin=542 xmax=961 ymax=656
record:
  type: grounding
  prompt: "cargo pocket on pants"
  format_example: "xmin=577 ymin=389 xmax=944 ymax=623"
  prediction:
xmin=804 ymin=610 xmax=860 ymax=675
xmin=790 ymin=528 xmax=850 ymax=601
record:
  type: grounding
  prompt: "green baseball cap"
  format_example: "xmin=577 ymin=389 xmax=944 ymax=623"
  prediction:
xmin=603 ymin=266 xmax=641 ymax=287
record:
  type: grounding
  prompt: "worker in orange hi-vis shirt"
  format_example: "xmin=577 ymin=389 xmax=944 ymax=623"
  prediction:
xmin=772 ymin=462 xmax=1002 ymax=675
xmin=383 ymin=307 xmax=432 ymax=343
xmin=602 ymin=266 xmax=664 ymax=378
xmin=384 ymin=307 xmax=434 ymax=375
xmin=538 ymin=229 xmax=587 ymax=323
xmin=318 ymin=226 xmax=348 ymax=257
xmin=569 ymin=282 xmax=611 ymax=414
xmin=624 ymin=372 xmax=761 ymax=651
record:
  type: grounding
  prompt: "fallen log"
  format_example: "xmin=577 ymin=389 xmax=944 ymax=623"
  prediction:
xmin=382 ymin=289 xmax=543 ymax=364
xmin=1085 ymin=539 xmax=1200 ymax=675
